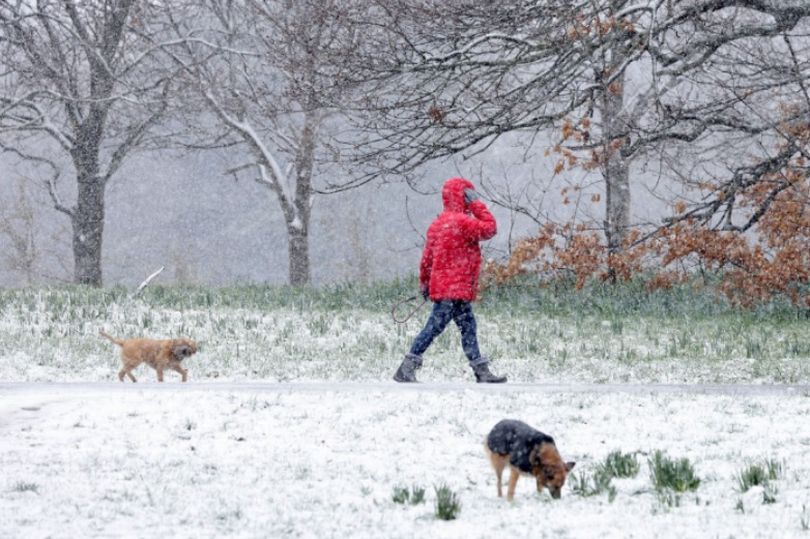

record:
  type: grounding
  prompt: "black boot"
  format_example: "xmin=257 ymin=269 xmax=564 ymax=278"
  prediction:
xmin=393 ymin=353 xmax=422 ymax=383
xmin=472 ymin=361 xmax=507 ymax=383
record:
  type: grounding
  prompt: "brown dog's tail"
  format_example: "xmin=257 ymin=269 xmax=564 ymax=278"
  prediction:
xmin=99 ymin=329 xmax=124 ymax=346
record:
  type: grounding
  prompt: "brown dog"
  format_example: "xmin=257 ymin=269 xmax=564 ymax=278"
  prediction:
xmin=100 ymin=330 xmax=197 ymax=383
xmin=485 ymin=419 xmax=575 ymax=500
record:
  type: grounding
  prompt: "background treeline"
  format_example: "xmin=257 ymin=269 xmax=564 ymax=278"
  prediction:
xmin=1 ymin=1 xmax=809 ymax=306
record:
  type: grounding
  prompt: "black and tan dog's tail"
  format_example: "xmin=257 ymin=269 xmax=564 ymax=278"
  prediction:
xmin=99 ymin=329 xmax=124 ymax=346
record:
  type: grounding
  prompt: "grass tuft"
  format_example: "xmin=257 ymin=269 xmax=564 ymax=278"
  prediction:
xmin=736 ymin=458 xmax=782 ymax=494
xmin=765 ymin=459 xmax=783 ymax=481
xmin=762 ymin=484 xmax=778 ymax=505
xmin=571 ymin=450 xmax=638 ymax=501
xmin=12 ymin=481 xmax=39 ymax=494
xmin=570 ymin=470 xmax=616 ymax=501
xmin=737 ymin=464 xmax=768 ymax=492
xmin=649 ymin=451 xmax=700 ymax=493
xmin=392 ymin=485 xmax=409 ymax=504
xmin=392 ymin=484 xmax=425 ymax=505
xmin=434 ymin=483 xmax=461 ymax=520
xmin=410 ymin=485 xmax=426 ymax=505
xmin=600 ymin=450 xmax=640 ymax=479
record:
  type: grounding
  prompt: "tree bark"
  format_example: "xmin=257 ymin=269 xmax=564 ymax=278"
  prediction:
xmin=287 ymin=110 xmax=318 ymax=286
xmin=288 ymin=228 xmax=310 ymax=286
xmin=599 ymin=46 xmax=631 ymax=275
xmin=69 ymin=89 xmax=112 ymax=286
xmin=71 ymin=173 xmax=105 ymax=286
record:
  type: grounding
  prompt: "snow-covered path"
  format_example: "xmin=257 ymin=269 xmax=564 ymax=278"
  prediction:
xmin=2 ymin=382 xmax=810 ymax=538
xmin=2 ymin=381 xmax=810 ymax=396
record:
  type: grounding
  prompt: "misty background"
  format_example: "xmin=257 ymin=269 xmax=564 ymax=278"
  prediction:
xmin=0 ymin=135 xmax=597 ymax=286
xmin=1 ymin=1 xmax=807 ymax=289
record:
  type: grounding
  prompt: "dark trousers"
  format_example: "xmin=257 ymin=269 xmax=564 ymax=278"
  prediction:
xmin=409 ymin=300 xmax=486 ymax=366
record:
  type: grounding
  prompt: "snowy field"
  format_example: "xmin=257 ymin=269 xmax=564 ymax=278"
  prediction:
xmin=2 ymin=287 xmax=810 ymax=537
xmin=2 ymin=383 xmax=810 ymax=538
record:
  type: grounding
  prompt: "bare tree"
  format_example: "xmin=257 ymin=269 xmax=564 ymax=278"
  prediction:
xmin=345 ymin=0 xmax=810 ymax=261
xmin=0 ymin=176 xmax=71 ymax=284
xmin=162 ymin=0 xmax=363 ymax=286
xmin=650 ymin=7 xmax=810 ymax=232
xmin=0 ymin=181 xmax=37 ymax=283
xmin=0 ymin=1 xmax=177 ymax=286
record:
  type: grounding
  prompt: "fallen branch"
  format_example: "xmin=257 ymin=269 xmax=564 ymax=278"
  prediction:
xmin=132 ymin=266 xmax=165 ymax=298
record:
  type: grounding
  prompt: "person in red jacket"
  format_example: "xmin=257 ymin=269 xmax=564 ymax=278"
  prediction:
xmin=394 ymin=177 xmax=507 ymax=383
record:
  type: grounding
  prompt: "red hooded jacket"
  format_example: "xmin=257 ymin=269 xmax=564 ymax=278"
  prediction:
xmin=419 ymin=177 xmax=497 ymax=301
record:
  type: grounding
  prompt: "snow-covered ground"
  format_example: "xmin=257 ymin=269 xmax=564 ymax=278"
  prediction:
xmin=3 ymin=289 xmax=810 ymax=537
xmin=2 ymin=383 xmax=810 ymax=538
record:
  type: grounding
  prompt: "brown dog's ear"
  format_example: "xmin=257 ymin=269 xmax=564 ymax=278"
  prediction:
xmin=566 ymin=461 xmax=576 ymax=472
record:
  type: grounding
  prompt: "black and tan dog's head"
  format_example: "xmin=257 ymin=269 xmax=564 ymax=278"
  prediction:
xmin=171 ymin=338 xmax=198 ymax=361
xmin=529 ymin=442 xmax=576 ymax=499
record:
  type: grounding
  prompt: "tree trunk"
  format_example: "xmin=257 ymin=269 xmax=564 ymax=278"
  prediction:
xmin=288 ymin=227 xmax=310 ymax=286
xmin=71 ymin=112 xmax=107 ymax=286
xmin=603 ymin=127 xmax=630 ymax=254
xmin=71 ymin=170 xmax=105 ymax=286
xmin=286 ymin=110 xmax=318 ymax=286
xmin=599 ymin=47 xmax=631 ymax=279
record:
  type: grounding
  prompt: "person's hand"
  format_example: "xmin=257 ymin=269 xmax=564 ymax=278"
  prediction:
xmin=420 ymin=286 xmax=430 ymax=300
xmin=464 ymin=188 xmax=479 ymax=204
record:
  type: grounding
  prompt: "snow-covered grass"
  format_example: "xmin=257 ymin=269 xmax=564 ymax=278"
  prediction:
xmin=2 ymin=282 xmax=810 ymax=383
xmin=2 ymin=385 xmax=810 ymax=538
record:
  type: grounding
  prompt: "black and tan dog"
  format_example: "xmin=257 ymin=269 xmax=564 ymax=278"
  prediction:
xmin=485 ymin=419 xmax=575 ymax=500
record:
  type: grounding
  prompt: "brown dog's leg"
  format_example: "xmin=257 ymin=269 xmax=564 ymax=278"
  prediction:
xmin=156 ymin=367 xmax=164 ymax=382
xmin=507 ymin=467 xmax=520 ymax=501
xmin=119 ymin=368 xmax=137 ymax=382
xmin=170 ymin=364 xmax=188 ymax=382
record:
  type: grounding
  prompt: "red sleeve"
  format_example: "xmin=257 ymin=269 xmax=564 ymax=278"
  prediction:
xmin=419 ymin=234 xmax=433 ymax=291
xmin=461 ymin=200 xmax=497 ymax=241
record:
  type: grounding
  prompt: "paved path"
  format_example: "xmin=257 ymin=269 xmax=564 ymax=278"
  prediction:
xmin=1 ymin=381 xmax=808 ymax=396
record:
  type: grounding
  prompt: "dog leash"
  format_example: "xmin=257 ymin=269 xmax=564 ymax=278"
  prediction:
xmin=391 ymin=295 xmax=427 ymax=324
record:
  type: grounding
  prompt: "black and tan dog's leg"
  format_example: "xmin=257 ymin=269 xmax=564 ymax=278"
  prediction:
xmin=489 ymin=452 xmax=508 ymax=497
xmin=156 ymin=366 xmax=164 ymax=382
xmin=507 ymin=467 xmax=520 ymax=501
